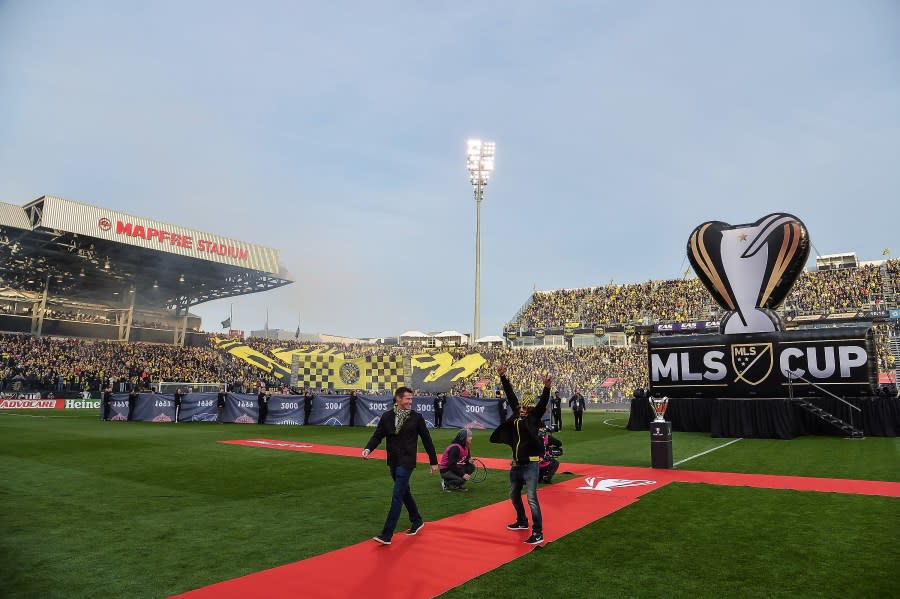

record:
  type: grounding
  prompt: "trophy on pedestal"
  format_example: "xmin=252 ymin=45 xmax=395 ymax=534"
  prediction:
xmin=648 ymin=395 xmax=669 ymax=422
xmin=648 ymin=396 xmax=673 ymax=468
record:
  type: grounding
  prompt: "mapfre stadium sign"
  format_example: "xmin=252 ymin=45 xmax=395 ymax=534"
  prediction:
xmin=36 ymin=195 xmax=281 ymax=274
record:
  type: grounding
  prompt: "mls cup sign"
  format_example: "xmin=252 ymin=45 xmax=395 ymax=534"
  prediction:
xmin=649 ymin=213 xmax=876 ymax=398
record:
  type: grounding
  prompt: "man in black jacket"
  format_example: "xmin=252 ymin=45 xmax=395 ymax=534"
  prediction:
xmin=550 ymin=390 xmax=564 ymax=431
xmin=569 ymin=391 xmax=586 ymax=431
xmin=257 ymin=388 xmax=269 ymax=425
xmin=173 ymin=387 xmax=184 ymax=423
xmin=127 ymin=388 xmax=138 ymax=421
xmin=102 ymin=385 xmax=113 ymax=421
xmin=216 ymin=386 xmax=227 ymax=423
xmin=495 ymin=389 xmax=506 ymax=423
xmin=348 ymin=390 xmax=358 ymax=427
xmin=433 ymin=392 xmax=446 ymax=428
xmin=362 ymin=386 xmax=438 ymax=545
xmin=490 ymin=365 xmax=551 ymax=545
xmin=303 ymin=389 xmax=314 ymax=425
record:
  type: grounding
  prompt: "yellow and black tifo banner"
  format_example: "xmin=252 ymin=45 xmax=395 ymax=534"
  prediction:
xmin=213 ymin=338 xmax=486 ymax=392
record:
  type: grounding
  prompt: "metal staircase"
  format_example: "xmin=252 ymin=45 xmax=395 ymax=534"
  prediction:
xmin=787 ymin=373 xmax=865 ymax=438
xmin=879 ymin=263 xmax=897 ymax=309
xmin=792 ymin=398 xmax=865 ymax=438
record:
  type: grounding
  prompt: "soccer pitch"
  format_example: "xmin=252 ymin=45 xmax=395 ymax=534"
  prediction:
xmin=1 ymin=411 xmax=897 ymax=598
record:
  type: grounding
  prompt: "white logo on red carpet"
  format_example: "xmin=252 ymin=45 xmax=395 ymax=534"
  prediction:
xmin=246 ymin=440 xmax=313 ymax=449
xmin=577 ymin=477 xmax=656 ymax=492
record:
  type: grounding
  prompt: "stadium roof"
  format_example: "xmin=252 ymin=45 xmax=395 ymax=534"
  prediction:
xmin=399 ymin=330 xmax=429 ymax=338
xmin=434 ymin=330 xmax=464 ymax=338
xmin=0 ymin=195 xmax=293 ymax=310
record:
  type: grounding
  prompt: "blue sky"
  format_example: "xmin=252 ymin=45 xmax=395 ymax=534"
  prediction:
xmin=1 ymin=1 xmax=898 ymax=338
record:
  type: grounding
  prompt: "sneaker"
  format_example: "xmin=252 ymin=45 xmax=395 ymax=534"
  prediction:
xmin=406 ymin=521 xmax=425 ymax=535
xmin=506 ymin=521 xmax=528 ymax=531
xmin=372 ymin=535 xmax=391 ymax=545
xmin=440 ymin=480 xmax=447 ymax=492
xmin=455 ymin=487 xmax=469 ymax=493
xmin=524 ymin=533 xmax=544 ymax=545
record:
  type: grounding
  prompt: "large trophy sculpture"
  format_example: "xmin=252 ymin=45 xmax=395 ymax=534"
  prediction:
xmin=687 ymin=213 xmax=809 ymax=335
xmin=645 ymin=211 xmax=875 ymax=445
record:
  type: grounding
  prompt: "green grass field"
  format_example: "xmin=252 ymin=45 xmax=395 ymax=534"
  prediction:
xmin=1 ymin=410 xmax=898 ymax=598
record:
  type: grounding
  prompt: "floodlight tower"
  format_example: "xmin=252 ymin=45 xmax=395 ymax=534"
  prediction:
xmin=466 ymin=139 xmax=496 ymax=344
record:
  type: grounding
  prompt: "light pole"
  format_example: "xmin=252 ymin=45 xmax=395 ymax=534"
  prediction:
xmin=466 ymin=139 xmax=496 ymax=344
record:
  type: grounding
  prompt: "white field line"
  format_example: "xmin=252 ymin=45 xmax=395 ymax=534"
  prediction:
xmin=602 ymin=418 xmax=625 ymax=428
xmin=674 ymin=438 xmax=743 ymax=467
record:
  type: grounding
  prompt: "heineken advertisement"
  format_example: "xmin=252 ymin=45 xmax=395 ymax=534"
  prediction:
xmin=653 ymin=213 xmax=877 ymax=399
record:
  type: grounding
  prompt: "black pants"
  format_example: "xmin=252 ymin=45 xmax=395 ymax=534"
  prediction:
xmin=552 ymin=409 xmax=562 ymax=430
xmin=304 ymin=409 xmax=312 ymax=425
xmin=349 ymin=406 xmax=356 ymax=427
xmin=540 ymin=460 xmax=560 ymax=483
xmin=573 ymin=410 xmax=583 ymax=431
xmin=435 ymin=410 xmax=443 ymax=428
xmin=103 ymin=402 xmax=111 ymax=420
xmin=258 ymin=403 xmax=268 ymax=424
xmin=217 ymin=403 xmax=225 ymax=422
xmin=440 ymin=463 xmax=474 ymax=489
xmin=127 ymin=398 xmax=136 ymax=421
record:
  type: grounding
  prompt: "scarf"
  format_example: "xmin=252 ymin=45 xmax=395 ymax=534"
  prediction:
xmin=393 ymin=404 xmax=411 ymax=432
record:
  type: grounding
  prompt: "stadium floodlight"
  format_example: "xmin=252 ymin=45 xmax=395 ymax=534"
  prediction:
xmin=179 ymin=273 xmax=185 ymax=283
xmin=103 ymin=257 xmax=110 ymax=270
xmin=153 ymin=280 xmax=159 ymax=288
xmin=466 ymin=138 xmax=495 ymax=343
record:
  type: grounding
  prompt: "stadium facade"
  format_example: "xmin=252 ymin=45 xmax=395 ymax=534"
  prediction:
xmin=0 ymin=195 xmax=292 ymax=345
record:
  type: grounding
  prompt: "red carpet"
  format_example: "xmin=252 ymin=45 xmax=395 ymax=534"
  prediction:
xmin=221 ymin=439 xmax=900 ymax=498
xmin=174 ymin=439 xmax=900 ymax=598
xmin=173 ymin=461 xmax=662 ymax=599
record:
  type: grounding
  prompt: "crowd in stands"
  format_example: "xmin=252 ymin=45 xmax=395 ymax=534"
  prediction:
xmin=509 ymin=262 xmax=900 ymax=330
xmin=0 ymin=335 xmax=251 ymax=394
xmin=2 ymin=328 xmax=897 ymax=399
xmin=2 ymin=260 xmax=898 ymax=399
xmin=784 ymin=265 xmax=885 ymax=314
xmin=0 ymin=333 xmax=648 ymax=400
xmin=886 ymin=259 xmax=900 ymax=294
xmin=451 ymin=345 xmax=647 ymax=403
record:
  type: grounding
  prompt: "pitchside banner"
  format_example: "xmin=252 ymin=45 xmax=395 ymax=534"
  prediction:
xmin=265 ymin=394 xmax=305 ymax=425
xmin=442 ymin=396 xmax=505 ymax=430
xmin=106 ymin=395 xmax=131 ymax=420
xmin=355 ymin=395 xmax=506 ymax=429
xmin=128 ymin=393 xmax=176 ymax=422
xmin=308 ymin=396 xmax=350 ymax=426
xmin=356 ymin=396 xmax=395 ymax=427
xmin=649 ymin=326 xmax=876 ymax=398
xmin=222 ymin=393 xmax=260 ymax=424
xmin=178 ymin=392 xmax=219 ymax=422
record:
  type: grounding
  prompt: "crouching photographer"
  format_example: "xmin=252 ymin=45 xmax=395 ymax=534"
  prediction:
xmin=538 ymin=425 xmax=563 ymax=484
xmin=439 ymin=429 xmax=475 ymax=491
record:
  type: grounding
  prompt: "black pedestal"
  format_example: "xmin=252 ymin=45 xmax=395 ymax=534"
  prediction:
xmin=650 ymin=420 xmax=673 ymax=469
